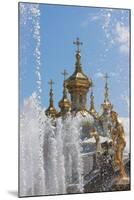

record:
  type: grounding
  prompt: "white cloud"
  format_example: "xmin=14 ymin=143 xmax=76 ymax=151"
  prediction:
xmin=116 ymin=22 xmax=129 ymax=43
xmin=80 ymin=13 xmax=100 ymax=27
xmin=115 ymin=22 xmax=129 ymax=54
xmin=87 ymin=11 xmax=111 ymax=28
xmin=109 ymin=72 xmax=117 ymax=77
xmin=95 ymin=72 xmax=104 ymax=78
xmin=81 ymin=9 xmax=129 ymax=55
xmin=119 ymin=44 xmax=129 ymax=54
xmin=95 ymin=71 xmax=118 ymax=79
xmin=121 ymin=94 xmax=129 ymax=108
xmin=90 ymin=15 xmax=100 ymax=22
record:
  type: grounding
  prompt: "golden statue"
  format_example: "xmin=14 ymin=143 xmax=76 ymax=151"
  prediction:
xmin=110 ymin=111 xmax=129 ymax=184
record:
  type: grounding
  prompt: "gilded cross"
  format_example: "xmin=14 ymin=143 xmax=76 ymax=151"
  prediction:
xmin=48 ymin=79 xmax=54 ymax=90
xmin=73 ymin=37 xmax=83 ymax=52
xmin=61 ymin=69 xmax=68 ymax=81
xmin=104 ymin=73 xmax=109 ymax=82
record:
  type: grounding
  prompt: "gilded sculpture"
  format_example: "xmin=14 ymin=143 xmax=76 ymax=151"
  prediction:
xmin=110 ymin=111 xmax=129 ymax=184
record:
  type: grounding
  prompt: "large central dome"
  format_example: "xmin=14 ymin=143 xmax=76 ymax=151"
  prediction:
xmin=66 ymin=38 xmax=92 ymax=112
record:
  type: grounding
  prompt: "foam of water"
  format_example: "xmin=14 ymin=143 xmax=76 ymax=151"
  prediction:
xmin=20 ymin=93 xmax=46 ymax=196
xmin=20 ymin=95 xmax=84 ymax=196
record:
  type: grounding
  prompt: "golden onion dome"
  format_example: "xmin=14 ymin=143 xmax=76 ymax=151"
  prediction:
xmin=45 ymin=106 xmax=57 ymax=118
xmin=89 ymin=88 xmax=99 ymax=119
xmin=65 ymin=38 xmax=92 ymax=112
xmin=66 ymin=51 xmax=92 ymax=93
xmin=59 ymin=98 xmax=71 ymax=110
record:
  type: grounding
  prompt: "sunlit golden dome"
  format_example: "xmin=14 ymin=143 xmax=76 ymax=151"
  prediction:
xmin=66 ymin=38 xmax=92 ymax=112
xmin=59 ymin=98 xmax=71 ymax=112
xmin=66 ymin=51 xmax=92 ymax=92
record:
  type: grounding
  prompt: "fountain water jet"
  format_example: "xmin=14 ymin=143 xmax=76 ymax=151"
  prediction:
xmin=19 ymin=3 xmax=84 ymax=197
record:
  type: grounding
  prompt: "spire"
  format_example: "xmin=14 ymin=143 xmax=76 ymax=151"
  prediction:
xmin=73 ymin=37 xmax=83 ymax=72
xmin=61 ymin=69 xmax=68 ymax=99
xmin=104 ymin=73 xmax=109 ymax=103
xmin=49 ymin=79 xmax=54 ymax=107
xmin=58 ymin=70 xmax=71 ymax=116
xmin=101 ymin=73 xmax=113 ymax=112
xmin=45 ymin=79 xmax=57 ymax=118
xmin=89 ymin=83 xmax=98 ymax=118
xmin=89 ymin=85 xmax=95 ymax=113
xmin=66 ymin=38 xmax=92 ymax=112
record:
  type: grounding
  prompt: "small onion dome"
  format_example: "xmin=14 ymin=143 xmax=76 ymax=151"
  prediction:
xmin=89 ymin=90 xmax=99 ymax=119
xmin=58 ymin=98 xmax=71 ymax=114
xmin=58 ymin=74 xmax=71 ymax=117
xmin=45 ymin=105 xmax=58 ymax=119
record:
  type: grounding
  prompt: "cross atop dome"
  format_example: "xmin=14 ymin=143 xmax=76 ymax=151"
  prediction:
xmin=104 ymin=73 xmax=109 ymax=81
xmin=48 ymin=79 xmax=54 ymax=90
xmin=61 ymin=69 xmax=68 ymax=81
xmin=61 ymin=69 xmax=68 ymax=99
xmin=73 ymin=37 xmax=83 ymax=52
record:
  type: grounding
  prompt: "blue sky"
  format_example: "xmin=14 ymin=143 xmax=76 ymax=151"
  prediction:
xmin=19 ymin=3 xmax=130 ymax=117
